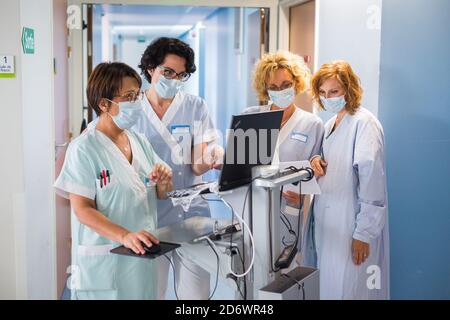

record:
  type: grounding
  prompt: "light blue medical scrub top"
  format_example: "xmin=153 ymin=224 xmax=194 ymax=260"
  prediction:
xmin=54 ymin=127 xmax=166 ymax=300
xmin=133 ymin=91 xmax=219 ymax=228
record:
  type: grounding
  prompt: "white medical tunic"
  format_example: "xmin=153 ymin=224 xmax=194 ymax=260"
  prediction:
xmin=303 ymin=107 xmax=390 ymax=300
xmin=54 ymin=127 xmax=165 ymax=300
xmin=133 ymin=91 xmax=219 ymax=228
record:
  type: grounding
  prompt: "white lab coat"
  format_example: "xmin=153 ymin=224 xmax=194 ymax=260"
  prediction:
xmin=302 ymin=107 xmax=390 ymax=300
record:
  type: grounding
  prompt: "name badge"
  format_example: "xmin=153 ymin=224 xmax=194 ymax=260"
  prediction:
xmin=171 ymin=125 xmax=192 ymax=164
xmin=291 ymin=132 xmax=308 ymax=143
xmin=171 ymin=124 xmax=190 ymax=135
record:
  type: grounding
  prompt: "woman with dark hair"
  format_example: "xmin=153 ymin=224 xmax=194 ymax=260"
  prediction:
xmin=134 ymin=38 xmax=223 ymax=299
xmin=135 ymin=37 xmax=223 ymax=300
xmin=55 ymin=62 xmax=173 ymax=299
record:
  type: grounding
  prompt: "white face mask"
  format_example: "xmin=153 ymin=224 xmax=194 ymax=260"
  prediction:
xmin=320 ymin=95 xmax=346 ymax=114
xmin=267 ymin=87 xmax=296 ymax=108
xmin=106 ymin=99 xmax=143 ymax=130
xmin=154 ymin=76 xmax=185 ymax=99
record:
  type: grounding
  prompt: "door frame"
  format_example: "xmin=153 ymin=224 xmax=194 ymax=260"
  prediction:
xmin=67 ymin=0 xmax=279 ymax=139
xmin=278 ymin=0 xmax=318 ymax=69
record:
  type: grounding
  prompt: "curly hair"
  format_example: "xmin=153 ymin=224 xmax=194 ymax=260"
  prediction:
xmin=138 ymin=37 xmax=196 ymax=83
xmin=252 ymin=51 xmax=311 ymax=102
xmin=311 ymin=60 xmax=363 ymax=115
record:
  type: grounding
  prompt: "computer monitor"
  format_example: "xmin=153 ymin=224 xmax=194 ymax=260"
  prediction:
xmin=217 ymin=109 xmax=283 ymax=191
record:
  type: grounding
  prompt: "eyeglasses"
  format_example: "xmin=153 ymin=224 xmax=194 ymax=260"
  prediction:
xmin=114 ymin=91 xmax=144 ymax=103
xmin=267 ymin=82 xmax=294 ymax=92
xmin=157 ymin=66 xmax=191 ymax=82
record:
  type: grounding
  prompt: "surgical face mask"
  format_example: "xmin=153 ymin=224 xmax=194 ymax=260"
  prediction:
xmin=106 ymin=99 xmax=143 ymax=130
xmin=320 ymin=95 xmax=346 ymax=114
xmin=154 ymin=75 xmax=185 ymax=99
xmin=268 ymin=87 xmax=296 ymax=109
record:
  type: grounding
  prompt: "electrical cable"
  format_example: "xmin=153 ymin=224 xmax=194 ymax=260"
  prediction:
xmin=233 ymin=246 xmax=246 ymax=299
xmin=164 ymin=254 xmax=179 ymax=301
xmin=201 ymin=186 xmax=254 ymax=299
xmin=165 ymin=245 xmax=219 ymax=300
xmin=295 ymin=166 xmax=314 ymax=250
xmin=201 ymin=194 xmax=222 ymax=202
xmin=280 ymin=185 xmax=297 ymax=246
xmin=220 ymin=195 xmax=255 ymax=278
xmin=271 ymin=167 xmax=314 ymax=271
xmin=204 ymin=237 xmax=220 ymax=300
xmin=282 ymin=273 xmax=306 ymax=300
xmin=268 ymin=189 xmax=280 ymax=273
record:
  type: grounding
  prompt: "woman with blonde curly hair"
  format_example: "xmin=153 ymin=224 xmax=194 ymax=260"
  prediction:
xmin=303 ymin=60 xmax=389 ymax=300
xmin=244 ymin=51 xmax=324 ymax=271
xmin=244 ymin=51 xmax=324 ymax=206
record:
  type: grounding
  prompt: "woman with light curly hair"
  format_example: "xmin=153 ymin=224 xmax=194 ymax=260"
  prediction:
xmin=243 ymin=51 xmax=324 ymax=270
xmin=244 ymin=51 xmax=324 ymax=206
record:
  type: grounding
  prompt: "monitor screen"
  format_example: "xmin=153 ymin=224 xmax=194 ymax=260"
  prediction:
xmin=218 ymin=110 xmax=283 ymax=191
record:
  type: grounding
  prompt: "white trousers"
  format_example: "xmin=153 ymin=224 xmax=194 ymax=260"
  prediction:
xmin=157 ymin=249 xmax=211 ymax=300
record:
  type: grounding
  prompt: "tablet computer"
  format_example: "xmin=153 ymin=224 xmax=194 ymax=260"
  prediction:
xmin=110 ymin=241 xmax=180 ymax=259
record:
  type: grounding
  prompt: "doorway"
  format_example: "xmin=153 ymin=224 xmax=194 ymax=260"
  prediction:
xmin=67 ymin=0 xmax=278 ymax=141
xmin=81 ymin=4 xmax=271 ymax=138
xmin=289 ymin=0 xmax=315 ymax=113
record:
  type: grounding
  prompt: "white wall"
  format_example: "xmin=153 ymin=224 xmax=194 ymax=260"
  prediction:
xmin=181 ymin=27 xmax=201 ymax=97
xmin=21 ymin=0 xmax=56 ymax=300
xmin=315 ymin=0 xmax=382 ymax=120
xmin=120 ymin=37 xmax=149 ymax=73
xmin=0 ymin=0 xmax=26 ymax=300
xmin=202 ymin=8 xmax=260 ymax=136
xmin=0 ymin=0 xmax=56 ymax=299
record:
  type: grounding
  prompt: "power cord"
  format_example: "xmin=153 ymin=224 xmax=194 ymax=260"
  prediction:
xmin=235 ymin=179 xmax=256 ymax=299
xmin=201 ymin=185 xmax=254 ymax=300
xmin=281 ymin=273 xmax=306 ymax=300
xmin=164 ymin=254 xmax=179 ymax=301
xmin=164 ymin=246 xmax=220 ymax=301
xmin=280 ymin=185 xmax=297 ymax=247
xmin=268 ymin=189 xmax=280 ymax=273
xmin=203 ymin=237 xmax=220 ymax=300
xmin=271 ymin=167 xmax=314 ymax=271
xmin=220 ymin=195 xmax=255 ymax=278
xmin=233 ymin=246 xmax=246 ymax=299
xmin=295 ymin=166 xmax=314 ymax=251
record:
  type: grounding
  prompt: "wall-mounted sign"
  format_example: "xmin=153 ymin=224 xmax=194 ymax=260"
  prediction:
xmin=22 ymin=27 xmax=35 ymax=54
xmin=0 ymin=55 xmax=15 ymax=78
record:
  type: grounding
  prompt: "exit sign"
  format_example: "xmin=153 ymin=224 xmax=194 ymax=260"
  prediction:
xmin=22 ymin=27 xmax=35 ymax=54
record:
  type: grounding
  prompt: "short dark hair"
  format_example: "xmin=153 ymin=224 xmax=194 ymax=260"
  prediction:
xmin=138 ymin=37 xmax=196 ymax=83
xmin=87 ymin=62 xmax=142 ymax=116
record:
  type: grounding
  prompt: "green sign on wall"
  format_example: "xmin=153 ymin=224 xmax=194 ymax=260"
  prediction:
xmin=22 ymin=27 xmax=35 ymax=54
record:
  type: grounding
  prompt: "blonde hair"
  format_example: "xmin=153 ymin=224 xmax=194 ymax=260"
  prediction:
xmin=311 ymin=60 xmax=363 ymax=115
xmin=252 ymin=51 xmax=311 ymax=102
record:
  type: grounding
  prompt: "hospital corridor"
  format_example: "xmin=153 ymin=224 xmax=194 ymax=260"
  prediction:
xmin=0 ymin=0 xmax=449 ymax=306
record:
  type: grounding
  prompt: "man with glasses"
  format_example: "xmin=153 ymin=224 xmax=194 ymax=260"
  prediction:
xmin=136 ymin=37 xmax=223 ymax=300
